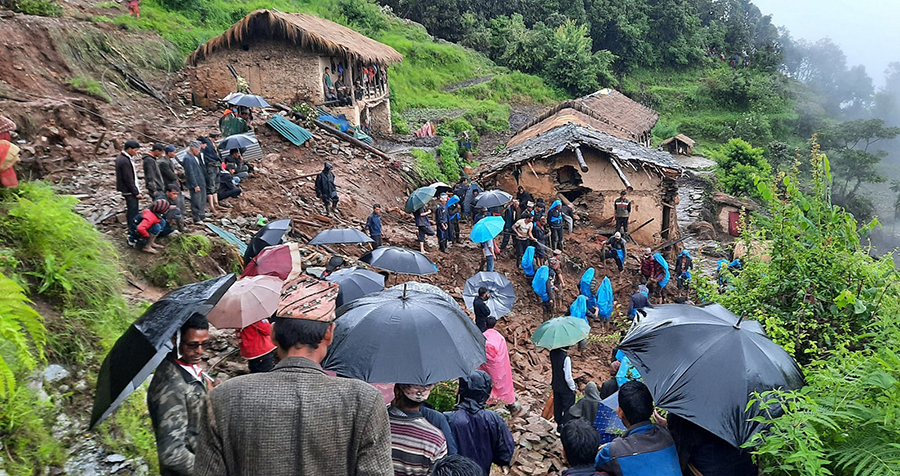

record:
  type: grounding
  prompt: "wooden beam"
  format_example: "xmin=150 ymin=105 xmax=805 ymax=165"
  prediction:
xmin=313 ymin=119 xmax=390 ymax=160
xmin=608 ymin=157 xmax=633 ymax=189
xmin=574 ymin=146 xmax=589 ymax=172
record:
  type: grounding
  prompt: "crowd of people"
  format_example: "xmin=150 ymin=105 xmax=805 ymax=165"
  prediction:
xmin=125 ymin=146 xmax=750 ymax=476
xmin=114 ymin=124 xmax=255 ymax=253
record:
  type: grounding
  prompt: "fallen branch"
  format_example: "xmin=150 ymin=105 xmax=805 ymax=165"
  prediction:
xmin=313 ymin=119 xmax=390 ymax=160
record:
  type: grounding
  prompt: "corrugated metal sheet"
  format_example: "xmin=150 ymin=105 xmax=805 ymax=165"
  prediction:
xmin=267 ymin=115 xmax=313 ymax=146
xmin=205 ymin=223 xmax=248 ymax=254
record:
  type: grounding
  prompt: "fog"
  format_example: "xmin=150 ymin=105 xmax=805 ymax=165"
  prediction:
xmin=752 ymin=0 xmax=900 ymax=86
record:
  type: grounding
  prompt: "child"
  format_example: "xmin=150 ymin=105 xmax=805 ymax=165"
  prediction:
xmin=131 ymin=199 xmax=173 ymax=254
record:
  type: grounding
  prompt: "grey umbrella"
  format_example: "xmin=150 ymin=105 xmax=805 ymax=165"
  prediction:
xmin=226 ymin=93 xmax=270 ymax=108
xmin=324 ymin=283 xmax=486 ymax=384
xmin=359 ymin=246 xmax=438 ymax=298
xmin=327 ymin=267 xmax=385 ymax=307
xmin=89 ymin=274 xmax=236 ymax=429
xmin=475 ymin=190 xmax=513 ymax=209
xmin=463 ymin=271 xmax=516 ymax=318
xmin=217 ymin=133 xmax=258 ymax=152
xmin=309 ymin=228 xmax=374 ymax=245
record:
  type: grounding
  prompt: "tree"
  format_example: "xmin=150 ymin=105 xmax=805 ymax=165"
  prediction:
xmin=818 ymin=119 xmax=900 ymax=214
xmin=713 ymin=138 xmax=772 ymax=198
xmin=543 ymin=20 xmax=617 ymax=95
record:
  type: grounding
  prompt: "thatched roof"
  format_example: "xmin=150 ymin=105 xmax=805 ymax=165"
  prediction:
xmin=186 ymin=10 xmax=403 ymax=66
xmin=482 ymin=122 xmax=681 ymax=179
xmin=660 ymin=134 xmax=696 ymax=147
xmin=511 ymin=89 xmax=659 ymax=145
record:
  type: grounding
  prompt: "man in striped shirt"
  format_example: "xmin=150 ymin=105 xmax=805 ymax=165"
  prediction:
xmin=389 ymin=384 xmax=448 ymax=475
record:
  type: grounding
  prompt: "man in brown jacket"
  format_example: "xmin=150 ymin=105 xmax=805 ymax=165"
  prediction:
xmin=195 ymin=277 xmax=393 ymax=476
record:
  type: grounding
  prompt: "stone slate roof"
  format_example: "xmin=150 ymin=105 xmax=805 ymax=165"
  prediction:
xmin=481 ymin=122 xmax=681 ymax=177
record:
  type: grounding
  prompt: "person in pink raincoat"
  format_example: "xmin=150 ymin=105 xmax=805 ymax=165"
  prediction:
xmin=478 ymin=317 xmax=522 ymax=415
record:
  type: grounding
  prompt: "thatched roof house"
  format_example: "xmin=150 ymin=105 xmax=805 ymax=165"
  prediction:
xmin=186 ymin=10 xmax=402 ymax=66
xmin=185 ymin=10 xmax=402 ymax=134
xmin=660 ymin=134 xmax=696 ymax=156
xmin=480 ymin=122 xmax=681 ymax=244
xmin=509 ymin=89 xmax=659 ymax=147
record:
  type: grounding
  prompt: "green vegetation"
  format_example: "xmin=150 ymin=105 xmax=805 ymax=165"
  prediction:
xmin=146 ymin=234 xmax=214 ymax=287
xmin=712 ymin=139 xmax=771 ymax=199
xmin=0 ymin=183 xmax=157 ymax=473
xmin=9 ymin=0 xmax=62 ymax=16
xmin=68 ymin=76 xmax=112 ymax=103
xmin=411 ymin=148 xmax=446 ymax=184
xmin=0 ymin=273 xmax=46 ymax=398
xmin=425 ymin=380 xmax=458 ymax=412
xmin=436 ymin=136 xmax=462 ymax=183
xmin=696 ymin=142 xmax=900 ymax=475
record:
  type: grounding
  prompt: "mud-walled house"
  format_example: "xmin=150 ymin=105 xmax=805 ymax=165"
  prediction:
xmin=480 ymin=93 xmax=681 ymax=244
xmin=185 ymin=10 xmax=403 ymax=134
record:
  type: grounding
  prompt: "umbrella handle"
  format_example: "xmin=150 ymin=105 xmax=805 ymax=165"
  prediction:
xmin=734 ymin=315 xmax=744 ymax=329
xmin=402 ymin=282 xmax=408 ymax=300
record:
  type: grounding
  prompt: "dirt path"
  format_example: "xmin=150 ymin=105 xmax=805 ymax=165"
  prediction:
xmin=442 ymin=75 xmax=494 ymax=92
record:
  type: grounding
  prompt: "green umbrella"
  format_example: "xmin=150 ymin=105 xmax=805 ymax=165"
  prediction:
xmin=531 ymin=316 xmax=591 ymax=349
xmin=405 ymin=186 xmax=437 ymax=213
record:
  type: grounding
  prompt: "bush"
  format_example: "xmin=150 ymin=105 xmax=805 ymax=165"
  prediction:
xmin=10 ymin=0 xmax=62 ymax=16
xmin=437 ymin=137 xmax=462 ymax=183
xmin=462 ymin=102 xmax=510 ymax=133
xmin=411 ymin=149 xmax=446 ymax=184
xmin=392 ymin=110 xmax=410 ymax=135
xmin=425 ymin=380 xmax=458 ymax=412
xmin=712 ymin=139 xmax=771 ymax=199
xmin=337 ymin=0 xmax=387 ymax=35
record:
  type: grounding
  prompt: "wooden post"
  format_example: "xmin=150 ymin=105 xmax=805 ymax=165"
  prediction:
xmin=608 ymin=157 xmax=632 ymax=189
xmin=574 ymin=146 xmax=589 ymax=172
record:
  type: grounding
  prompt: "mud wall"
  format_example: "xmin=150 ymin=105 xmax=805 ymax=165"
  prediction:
xmin=491 ymin=148 xmax=675 ymax=244
xmin=188 ymin=40 xmax=323 ymax=108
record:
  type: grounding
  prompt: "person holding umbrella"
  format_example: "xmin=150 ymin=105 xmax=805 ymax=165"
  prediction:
xmin=415 ymin=206 xmax=434 ymax=254
xmin=595 ymin=381 xmax=680 ymax=476
xmin=147 ymin=314 xmax=214 ymax=476
xmin=315 ymin=162 xmax=339 ymax=216
xmin=434 ymin=194 xmax=451 ymax=253
xmin=473 ymin=287 xmax=492 ymax=332
xmin=550 ymin=346 xmax=577 ymax=427
xmin=447 ymin=193 xmax=461 ymax=244
xmin=195 ymin=277 xmax=393 ymax=475
xmin=365 ymin=203 xmax=384 ymax=248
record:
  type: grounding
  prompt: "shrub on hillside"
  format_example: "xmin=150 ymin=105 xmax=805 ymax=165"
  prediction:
xmin=10 ymin=0 xmax=61 ymax=16
xmin=437 ymin=136 xmax=462 ymax=183
xmin=411 ymin=149 xmax=446 ymax=184
xmin=712 ymin=138 xmax=771 ymax=199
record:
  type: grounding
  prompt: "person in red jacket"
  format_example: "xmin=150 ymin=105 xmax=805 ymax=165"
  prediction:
xmin=240 ymin=319 xmax=277 ymax=373
xmin=131 ymin=199 xmax=173 ymax=254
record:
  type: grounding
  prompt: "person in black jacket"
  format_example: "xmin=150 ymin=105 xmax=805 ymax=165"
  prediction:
xmin=314 ymin=162 xmax=339 ymax=216
xmin=550 ymin=347 xmax=577 ymax=426
xmin=198 ymin=134 xmax=221 ymax=216
xmin=115 ymin=139 xmax=142 ymax=240
xmin=473 ymin=288 xmax=491 ymax=332
xmin=516 ymin=186 xmax=533 ymax=214
xmin=500 ymin=199 xmax=518 ymax=251
xmin=182 ymin=140 xmax=207 ymax=224
xmin=159 ymin=145 xmax=181 ymax=189
xmin=217 ymin=167 xmax=242 ymax=203
xmin=142 ymin=143 xmax=166 ymax=199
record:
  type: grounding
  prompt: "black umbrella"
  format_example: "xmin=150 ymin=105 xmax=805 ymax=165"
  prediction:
xmin=462 ymin=271 xmax=516 ymax=318
xmin=326 ymin=266 xmax=385 ymax=307
xmin=309 ymin=228 xmax=374 ymax=245
xmin=324 ymin=283 xmax=486 ymax=384
xmin=217 ymin=133 xmax=258 ymax=152
xmin=90 ymin=274 xmax=236 ymax=429
xmin=243 ymin=218 xmax=292 ymax=263
xmin=617 ymin=303 xmax=805 ymax=448
xmin=359 ymin=246 xmax=437 ymax=276
xmin=474 ymin=190 xmax=513 ymax=209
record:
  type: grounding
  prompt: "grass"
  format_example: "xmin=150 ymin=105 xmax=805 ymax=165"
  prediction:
xmin=68 ymin=76 xmax=112 ymax=103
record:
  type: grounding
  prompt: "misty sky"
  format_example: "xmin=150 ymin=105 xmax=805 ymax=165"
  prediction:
xmin=752 ymin=0 xmax=900 ymax=87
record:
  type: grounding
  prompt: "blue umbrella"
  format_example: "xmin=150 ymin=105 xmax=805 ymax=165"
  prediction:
xmin=470 ymin=216 xmax=504 ymax=243
xmin=405 ymin=186 xmax=437 ymax=213
xmin=594 ymin=391 xmax=627 ymax=444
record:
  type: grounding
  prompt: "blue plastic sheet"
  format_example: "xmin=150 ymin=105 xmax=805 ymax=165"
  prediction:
xmin=570 ymin=295 xmax=588 ymax=321
xmin=597 ymin=276 xmax=614 ymax=320
xmin=653 ymin=252 xmax=671 ymax=288
xmin=532 ymin=265 xmax=549 ymax=302
xmin=522 ymin=246 xmax=536 ymax=277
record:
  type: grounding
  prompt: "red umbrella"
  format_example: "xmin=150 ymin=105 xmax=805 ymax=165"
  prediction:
xmin=242 ymin=243 xmax=302 ymax=281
